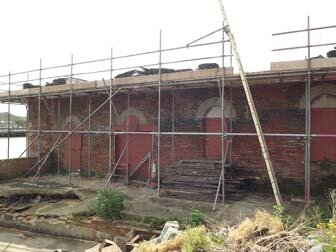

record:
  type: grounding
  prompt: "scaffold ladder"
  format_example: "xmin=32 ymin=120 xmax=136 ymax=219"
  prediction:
xmin=217 ymin=0 xmax=283 ymax=206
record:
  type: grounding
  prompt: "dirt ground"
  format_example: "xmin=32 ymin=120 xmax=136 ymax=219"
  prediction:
xmin=0 ymin=174 xmax=299 ymax=224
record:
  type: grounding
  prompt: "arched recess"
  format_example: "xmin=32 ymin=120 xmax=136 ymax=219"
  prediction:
xmin=196 ymin=97 xmax=234 ymax=160
xmin=299 ymin=84 xmax=336 ymax=109
xmin=116 ymin=108 xmax=147 ymax=125
xmin=196 ymin=97 xmax=236 ymax=121
xmin=63 ymin=115 xmax=82 ymax=171
xmin=114 ymin=108 xmax=155 ymax=182
xmin=299 ymin=84 xmax=336 ymax=161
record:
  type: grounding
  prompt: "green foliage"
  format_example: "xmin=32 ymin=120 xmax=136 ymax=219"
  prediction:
xmin=95 ymin=188 xmax=124 ymax=220
xmin=306 ymin=206 xmax=330 ymax=227
xmin=187 ymin=209 xmax=206 ymax=227
xmin=273 ymin=205 xmax=293 ymax=228
xmin=182 ymin=226 xmax=213 ymax=252
xmin=317 ymin=221 xmax=336 ymax=252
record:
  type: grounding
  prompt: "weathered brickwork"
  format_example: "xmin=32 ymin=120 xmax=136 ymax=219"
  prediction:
xmin=27 ymin=80 xmax=336 ymax=192
xmin=0 ymin=157 xmax=48 ymax=179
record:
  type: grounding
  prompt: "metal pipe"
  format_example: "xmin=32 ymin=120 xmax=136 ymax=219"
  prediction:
xmin=38 ymin=59 xmax=42 ymax=175
xmin=229 ymin=80 xmax=233 ymax=165
xmin=17 ymin=135 xmax=39 ymax=159
xmin=221 ymin=21 xmax=225 ymax=203
xmin=5 ymin=54 xmax=229 ymax=85
xmin=186 ymin=27 xmax=224 ymax=47
xmin=88 ymin=95 xmax=92 ymax=177
xmin=57 ymin=98 xmax=61 ymax=175
xmin=109 ymin=48 xmax=113 ymax=175
xmin=272 ymin=42 xmax=336 ymax=52
xmin=171 ymin=88 xmax=175 ymax=166
xmin=305 ymin=16 xmax=312 ymax=205
xmin=126 ymin=93 xmax=130 ymax=184
xmin=18 ymin=129 xmax=336 ymax=138
xmin=157 ymin=30 xmax=162 ymax=195
xmin=0 ymin=39 xmax=229 ymax=80
xmin=26 ymin=103 xmax=29 ymax=157
xmin=272 ymin=24 xmax=336 ymax=36
xmin=69 ymin=54 xmax=73 ymax=185
xmin=7 ymin=72 xmax=11 ymax=159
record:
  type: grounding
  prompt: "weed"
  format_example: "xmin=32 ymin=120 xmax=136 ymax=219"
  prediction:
xmin=187 ymin=209 xmax=206 ymax=227
xmin=138 ymin=226 xmax=217 ymax=252
xmin=182 ymin=226 xmax=213 ymax=252
xmin=95 ymin=188 xmax=124 ymax=220
xmin=273 ymin=205 xmax=293 ymax=228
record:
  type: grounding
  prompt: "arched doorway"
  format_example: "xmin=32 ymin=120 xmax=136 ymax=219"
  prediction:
xmin=299 ymin=84 xmax=336 ymax=162
xmin=114 ymin=112 xmax=155 ymax=181
xmin=311 ymin=94 xmax=336 ymax=162
xmin=203 ymin=106 xmax=229 ymax=160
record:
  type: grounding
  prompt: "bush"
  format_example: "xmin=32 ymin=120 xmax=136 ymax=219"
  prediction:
xmin=187 ymin=209 xmax=206 ymax=227
xmin=95 ymin=188 xmax=124 ymax=220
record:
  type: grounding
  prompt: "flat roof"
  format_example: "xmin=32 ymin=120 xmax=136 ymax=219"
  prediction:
xmin=1 ymin=59 xmax=336 ymax=102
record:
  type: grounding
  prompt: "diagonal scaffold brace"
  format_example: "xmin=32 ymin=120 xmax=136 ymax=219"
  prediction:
xmin=25 ymin=87 xmax=122 ymax=181
xmin=217 ymin=0 xmax=283 ymax=206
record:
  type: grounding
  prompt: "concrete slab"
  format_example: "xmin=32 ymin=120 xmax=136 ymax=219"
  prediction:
xmin=0 ymin=226 xmax=95 ymax=252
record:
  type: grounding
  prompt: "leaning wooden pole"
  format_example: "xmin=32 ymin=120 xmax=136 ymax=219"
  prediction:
xmin=217 ymin=0 xmax=283 ymax=206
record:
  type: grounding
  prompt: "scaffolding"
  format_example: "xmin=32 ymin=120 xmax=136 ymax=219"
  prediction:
xmin=0 ymin=19 xmax=335 ymax=206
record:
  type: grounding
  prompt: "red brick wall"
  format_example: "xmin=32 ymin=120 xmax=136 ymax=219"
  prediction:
xmin=0 ymin=157 xmax=48 ymax=179
xmin=27 ymin=81 xmax=336 ymax=191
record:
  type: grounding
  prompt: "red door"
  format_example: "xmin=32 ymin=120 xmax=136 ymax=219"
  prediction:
xmin=115 ymin=116 xmax=153 ymax=181
xmin=204 ymin=118 xmax=229 ymax=160
xmin=311 ymin=108 xmax=336 ymax=162
xmin=64 ymin=124 xmax=82 ymax=171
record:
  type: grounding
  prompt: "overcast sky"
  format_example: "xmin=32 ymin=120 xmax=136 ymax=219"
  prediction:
xmin=0 ymin=0 xmax=335 ymax=116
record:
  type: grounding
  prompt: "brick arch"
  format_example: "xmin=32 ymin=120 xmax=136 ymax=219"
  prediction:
xmin=116 ymin=107 xmax=147 ymax=125
xmin=196 ymin=97 xmax=236 ymax=120
xmin=299 ymin=84 xmax=336 ymax=109
xmin=62 ymin=115 xmax=81 ymax=128
xmin=299 ymin=84 xmax=336 ymax=162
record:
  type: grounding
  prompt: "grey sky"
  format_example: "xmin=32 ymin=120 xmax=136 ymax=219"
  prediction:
xmin=0 ymin=0 xmax=335 ymax=116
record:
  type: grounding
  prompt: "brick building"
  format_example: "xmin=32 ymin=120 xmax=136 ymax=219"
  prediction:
xmin=5 ymin=57 xmax=328 ymax=197
xmin=0 ymin=57 xmax=335 ymax=199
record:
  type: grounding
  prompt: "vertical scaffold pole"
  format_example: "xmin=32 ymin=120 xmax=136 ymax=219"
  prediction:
xmin=69 ymin=54 xmax=73 ymax=185
xmin=126 ymin=93 xmax=130 ymax=184
xmin=221 ymin=22 xmax=225 ymax=202
xmin=157 ymin=30 xmax=162 ymax=195
xmin=305 ymin=16 xmax=311 ymax=204
xmin=57 ymin=98 xmax=61 ymax=175
xmin=171 ymin=88 xmax=175 ymax=166
xmin=88 ymin=95 xmax=92 ymax=177
xmin=7 ymin=72 xmax=11 ymax=159
xmin=38 ymin=59 xmax=42 ymax=174
xmin=109 ymin=48 xmax=113 ymax=175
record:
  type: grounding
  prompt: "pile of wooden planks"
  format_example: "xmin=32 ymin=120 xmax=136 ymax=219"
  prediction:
xmin=160 ymin=160 xmax=246 ymax=202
